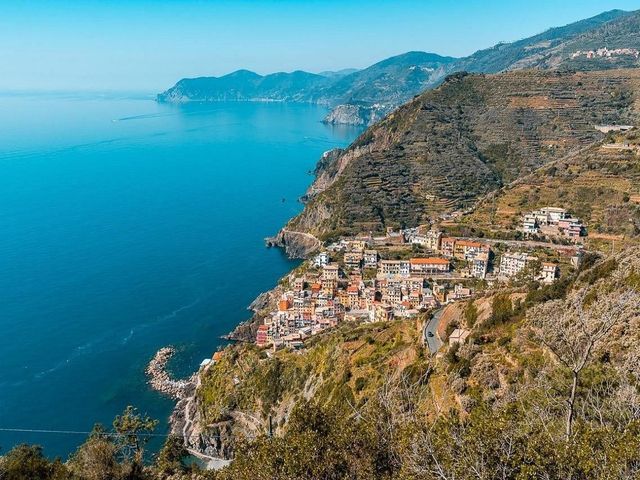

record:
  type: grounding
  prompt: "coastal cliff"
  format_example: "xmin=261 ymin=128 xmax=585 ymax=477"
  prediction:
xmin=265 ymin=229 xmax=321 ymax=259
xmin=322 ymin=103 xmax=386 ymax=126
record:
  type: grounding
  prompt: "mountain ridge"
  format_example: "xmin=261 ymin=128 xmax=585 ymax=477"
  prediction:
xmin=158 ymin=9 xmax=639 ymax=123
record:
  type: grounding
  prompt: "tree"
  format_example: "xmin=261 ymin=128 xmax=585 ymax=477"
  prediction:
xmin=464 ymin=300 xmax=478 ymax=327
xmin=154 ymin=435 xmax=189 ymax=477
xmin=528 ymin=287 xmax=640 ymax=438
xmin=67 ymin=425 xmax=123 ymax=480
xmin=112 ymin=405 xmax=158 ymax=476
xmin=113 ymin=405 xmax=158 ymax=460
xmin=490 ymin=293 xmax=513 ymax=325
xmin=0 ymin=444 xmax=68 ymax=480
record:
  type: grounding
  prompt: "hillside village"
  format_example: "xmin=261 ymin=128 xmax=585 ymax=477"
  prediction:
xmin=255 ymin=210 xmax=585 ymax=350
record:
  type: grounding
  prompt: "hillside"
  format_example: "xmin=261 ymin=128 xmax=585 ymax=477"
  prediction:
xmin=188 ymin=246 xmax=640 ymax=479
xmin=278 ymin=69 xmax=640 ymax=245
xmin=455 ymin=9 xmax=635 ymax=73
xmin=157 ymin=10 xmax=640 ymax=124
xmin=456 ymin=128 xmax=640 ymax=249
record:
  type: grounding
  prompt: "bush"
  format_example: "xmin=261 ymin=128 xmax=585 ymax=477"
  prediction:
xmin=464 ymin=300 xmax=479 ymax=327
xmin=488 ymin=294 xmax=513 ymax=326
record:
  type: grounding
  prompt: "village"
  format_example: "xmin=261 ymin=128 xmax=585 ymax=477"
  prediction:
xmin=253 ymin=206 xmax=587 ymax=351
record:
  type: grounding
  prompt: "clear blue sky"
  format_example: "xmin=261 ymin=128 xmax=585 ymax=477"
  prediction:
xmin=1 ymin=0 xmax=639 ymax=92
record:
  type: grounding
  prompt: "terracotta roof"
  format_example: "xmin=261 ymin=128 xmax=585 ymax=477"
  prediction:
xmin=456 ymin=240 xmax=483 ymax=248
xmin=212 ymin=351 xmax=224 ymax=361
xmin=410 ymin=257 xmax=450 ymax=265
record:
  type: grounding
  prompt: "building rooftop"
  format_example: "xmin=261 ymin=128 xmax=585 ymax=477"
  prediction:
xmin=410 ymin=257 xmax=450 ymax=265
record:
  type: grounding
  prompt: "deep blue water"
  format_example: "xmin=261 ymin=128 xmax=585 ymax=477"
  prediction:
xmin=0 ymin=92 xmax=359 ymax=458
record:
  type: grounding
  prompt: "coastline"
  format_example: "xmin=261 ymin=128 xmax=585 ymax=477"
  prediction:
xmin=145 ymin=120 xmax=346 ymax=463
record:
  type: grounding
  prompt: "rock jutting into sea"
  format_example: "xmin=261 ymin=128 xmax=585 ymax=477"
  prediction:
xmin=145 ymin=347 xmax=196 ymax=400
xmin=322 ymin=103 xmax=387 ymax=126
xmin=265 ymin=228 xmax=321 ymax=259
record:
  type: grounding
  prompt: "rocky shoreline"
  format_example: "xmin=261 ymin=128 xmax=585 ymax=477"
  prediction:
xmin=145 ymin=348 xmax=235 ymax=468
xmin=145 ymin=347 xmax=196 ymax=400
xmin=265 ymin=228 xmax=321 ymax=258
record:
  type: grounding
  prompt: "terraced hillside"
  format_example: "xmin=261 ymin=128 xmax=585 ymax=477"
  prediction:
xmin=456 ymin=9 xmax=640 ymax=73
xmin=459 ymin=129 xmax=640 ymax=247
xmin=284 ymin=69 xmax=640 ymax=242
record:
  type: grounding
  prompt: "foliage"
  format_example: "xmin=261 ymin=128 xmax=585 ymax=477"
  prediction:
xmin=488 ymin=293 xmax=513 ymax=326
xmin=463 ymin=299 xmax=478 ymax=327
xmin=0 ymin=444 xmax=69 ymax=480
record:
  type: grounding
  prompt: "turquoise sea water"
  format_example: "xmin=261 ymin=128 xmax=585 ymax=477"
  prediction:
xmin=0 ymin=92 xmax=359 ymax=458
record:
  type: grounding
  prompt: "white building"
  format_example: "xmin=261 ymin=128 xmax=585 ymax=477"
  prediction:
xmin=380 ymin=260 xmax=410 ymax=277
xmin=314 ymin=252 xmax=330 ymax=268
xmin=469 ymin=251 xmax=489 ymax=279
xmin=500 ymin=252 xmax=536 ymax=278
xmin=540 ymin=263 xmax=559 ymax=284
xmin=522 ymin=214 xmax=539 ymax=234
xmin=409 ymin=230 xmax=442 ymax=251
xmin=363 ymin=250 xmax=378 ymax=269
xmin=409 ymin=257 xmax=450 ymax=275
xmin=538 ymin=207 xmax=568 ymax=224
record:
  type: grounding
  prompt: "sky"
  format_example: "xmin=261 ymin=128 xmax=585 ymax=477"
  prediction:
xmin=1 ymin=0 xmax=639 ymax=92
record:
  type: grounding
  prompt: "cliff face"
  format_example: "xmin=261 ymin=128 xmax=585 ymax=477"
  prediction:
xmin=285 ymin=69 xmax=640 ymax=240
xmin=322 ymin=104 xmax=386 ymax=126
xmin=265 ymin=229 xmax=321 ymax=259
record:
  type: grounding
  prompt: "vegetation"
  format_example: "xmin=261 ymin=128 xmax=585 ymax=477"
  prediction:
xmin=289 ymin=68 xmax=640 ymax=240
xmin=2 ymin=251 xmax=640 ymax=480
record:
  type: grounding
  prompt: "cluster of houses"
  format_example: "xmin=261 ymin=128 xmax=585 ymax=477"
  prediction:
xmin=571 ymin=47 xmax=639 ymax=59
xmin=256 ymin=234 xmax=481 ymax=349
xmin=255 ymin=225 xmax=567 ymax=350
xmin=521 ymin=207 xmax=586 ymax=240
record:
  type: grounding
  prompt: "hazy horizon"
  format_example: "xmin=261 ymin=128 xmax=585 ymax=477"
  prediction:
xmin=2 ymin=0 xmax=640 ymax=92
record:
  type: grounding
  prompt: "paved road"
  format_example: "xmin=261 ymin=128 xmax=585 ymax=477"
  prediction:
xmin=423 ymin=308 xmax=444 ymax=354
xmin=458 ymin=236 xmax=581 ymax=252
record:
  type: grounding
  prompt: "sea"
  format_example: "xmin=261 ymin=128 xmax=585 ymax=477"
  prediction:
xmin=0 ymin=91 xmax=360 ymax=459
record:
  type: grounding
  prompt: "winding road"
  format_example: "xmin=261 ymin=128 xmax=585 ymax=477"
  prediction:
xmin=423 ymin=308 xmax=444 ymax=354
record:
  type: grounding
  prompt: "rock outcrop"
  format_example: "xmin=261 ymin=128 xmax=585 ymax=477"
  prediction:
xmin=322 ymin=103 xmax=386 ymax=126
xmin=225 ymin=288 xmax=283 ymax=342
xmin=265 ymin=229 xmax=321 ymax=259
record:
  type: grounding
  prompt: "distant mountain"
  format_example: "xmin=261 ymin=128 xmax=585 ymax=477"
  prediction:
xmin=157 ymin=51 xmax=455 ymax=109
xmin=157 ymin=69 xmax=330 ymax=103
xmin=317 ymin=68 xmax=360 ymax=78
xmin=158 ymin=9 xmax=640 ymax=123
xmin=314 ymin=51 xmax=456 ymax=107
